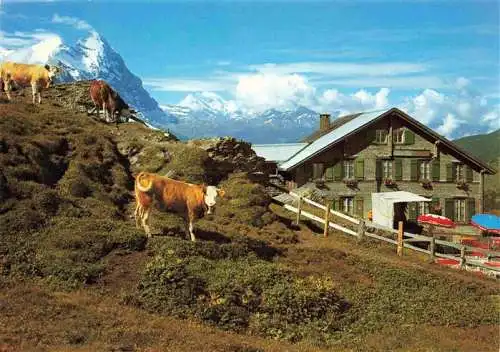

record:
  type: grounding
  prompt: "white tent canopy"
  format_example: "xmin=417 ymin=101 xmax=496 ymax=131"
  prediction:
xmin=372 ymin=191 xmax=431 ymax=229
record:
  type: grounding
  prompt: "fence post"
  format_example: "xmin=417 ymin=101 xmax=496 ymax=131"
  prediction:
xmin=429 ymin=236 xmax=436 ymax=263
xmin=428 ymin=225 xmax=435 ymax=263
xmin=357 ymin=219 xmax=366 ymax=242
xmin=460 ymin=245 xmax=466 ymax=268
xmin=295 ymin=196 xmax=302 ymax=226
xmin=397 ymin=221 xmax=404 ymax=256
xmin=323 ymin=203 xmax=330 ymax=237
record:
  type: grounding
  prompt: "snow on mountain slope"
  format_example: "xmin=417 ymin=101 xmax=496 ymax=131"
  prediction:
xmin=1 ymin=30 xmax=176 ymax=124
xmin=160 ymin=92 xmax=320 ymax=143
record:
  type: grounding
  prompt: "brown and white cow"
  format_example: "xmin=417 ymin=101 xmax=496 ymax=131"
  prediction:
xmin=89 ymin=80 xmax=129 ymax=123
xmin=134 ymin=171 xmax=225 ymax=241
xmin=0 ymin=61 xmax=61 ymax=104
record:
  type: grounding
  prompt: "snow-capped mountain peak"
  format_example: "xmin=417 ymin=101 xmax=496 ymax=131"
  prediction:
xmin=1 ymin=29 xmax=175 ymax=124
xmin=80 ymin=30 xmax=105 ymax=74
xmin=178 ymin=92 xmax=240 ymax=115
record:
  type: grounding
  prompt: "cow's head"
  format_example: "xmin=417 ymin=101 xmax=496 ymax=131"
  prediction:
xmin=44 ymin=64 xmax=61 ymax=87
xmin=204 ymin=186 xmax=225 ymax=214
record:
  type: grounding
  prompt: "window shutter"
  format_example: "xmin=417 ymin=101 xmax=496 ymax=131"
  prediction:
xmin=325 ymin=167 xmax=334 ymax=181
xmin=410 ymin=159 xmax=418 ymax=181
xmin=356 ymin=197 xmax=364 ymax=217
xmin=465 ymin=166 xmax=473 ymax=183
xmin=467 ymin=198 xmax=476 ymax=222
xmin=432 ymin=160 xmax=440 ymax=181
xmin=408 ymin=203 xmax=417 ymax=220
xmin=332 ymin=198 xmax=339 ymax=211
xmin=394 ymin=159 xmax=403 ymax=181
xmin=333 ymin=162 xmax=343 ymax=181
xmin=404 ymin=129 xmax=415 ymax=145
xmin=446 ymin=163 xmax=454 ymax=182
xmin=444 ymin=198 xmax=454 ymax=220
xmin=376 ymin=159 xmax=382 ymax=180
xmin=355 ymin=159 xmax=364 ymax=180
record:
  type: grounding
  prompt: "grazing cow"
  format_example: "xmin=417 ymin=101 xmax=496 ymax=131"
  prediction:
xmin=134 ymin=171 xmax=226 ymax=241
xmin=89 ymin=80 xmax=129 ymax=123
xmin=0 ymin=61 xmax=61 ymax=104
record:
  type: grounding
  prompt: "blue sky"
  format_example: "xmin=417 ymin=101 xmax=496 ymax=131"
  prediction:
xmin=1 ymin=0 xmax=499 ymax=137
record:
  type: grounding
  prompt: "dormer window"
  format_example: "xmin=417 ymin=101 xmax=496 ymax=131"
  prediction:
xmin=375 ymin=130 xmax=388 ymax=144
xmin=393 ymin=128 xmax=405 ymax=144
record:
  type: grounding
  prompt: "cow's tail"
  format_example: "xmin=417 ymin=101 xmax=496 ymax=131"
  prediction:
xmin=135 ymin=172 xmax=153 ymax=193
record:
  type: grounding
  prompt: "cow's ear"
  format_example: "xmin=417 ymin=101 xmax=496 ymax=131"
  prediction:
xmin=44 ymin=64 xmax=50 ymax=71
xmin=218 ymin=188 xmax=226 ymax=198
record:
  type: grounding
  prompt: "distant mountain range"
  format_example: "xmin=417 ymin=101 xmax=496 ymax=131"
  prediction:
xmin=161 ymin=92 xmax=320 ymax=143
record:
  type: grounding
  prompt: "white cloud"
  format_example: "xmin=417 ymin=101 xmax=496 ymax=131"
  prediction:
xmin=401 ymin=78 xmax=498 ymax=138
xmin=316 ymin=76 xmax=448 ymax=89
xmin=482 ymin=109 xmax=500 ymax=132
xmin=52 ymin=14 xmax=92 ymax=30
xmin=0 ymin=30 xmax=61 ymax=62
xmin=318 ymin=87 xmax=390 ymax=114
xmin=436 ymin=113 xmax=464 ymax=137
xmin=250 ymin=61 xmax=426 ymax=77
xmin=144 ymin=78 xmax=232 ymax=92
xmin=235 ymin=73 xmax=316 ymax=112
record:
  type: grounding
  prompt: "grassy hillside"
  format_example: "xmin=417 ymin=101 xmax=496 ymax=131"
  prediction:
xmin=454 ymin=129 xmax=500 ymax=163
xmin=0 ymin=85 xmax=499 ymax=351
xmin=454 ymin=130 xmax=500 ymax=210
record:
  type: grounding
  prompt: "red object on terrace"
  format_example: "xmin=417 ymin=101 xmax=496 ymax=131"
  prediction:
xmin=436 ymin=258 xmax=460 ymax=266
xmin=417 ymin=214 xmax=456 ymax=228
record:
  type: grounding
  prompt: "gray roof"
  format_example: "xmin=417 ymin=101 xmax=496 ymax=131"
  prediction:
xmin=279 ymin=109 xmax=387 ymax=171
xmin=252 ymin=143 xmax=308 ymax=162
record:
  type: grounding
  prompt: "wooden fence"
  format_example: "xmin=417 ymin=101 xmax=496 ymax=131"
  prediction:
xmin=276 ymin=191 xmax=500 ymax=277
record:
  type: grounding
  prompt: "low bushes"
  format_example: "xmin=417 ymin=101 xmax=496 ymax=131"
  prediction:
xmin=136 ymin=237 xmax=347 ymax=343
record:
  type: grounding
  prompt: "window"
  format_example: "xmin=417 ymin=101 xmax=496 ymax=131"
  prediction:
xmin=455 ymin=198 xmax=466 ymax=222
xmin=341 ymin=197 xmax=354 ymax=214
xmin=455 ymin=163 xmax=464 ymax=182
xmin=393 ymin=128 xmax=405 ymax=144
xmin=375 ymin=129 xmax=388 ymax=144
xmin=383 ymin=160 xmax=393 ymax=179
xmin=418 ymin=201 xmax=430 ymax=216
xmin=343 ymin=160 xmax=354 ymax=179
xmin=419 ymin=160 xmax=431 ymax=181
xmin=312 ymin=163 xmax=324 ymax=180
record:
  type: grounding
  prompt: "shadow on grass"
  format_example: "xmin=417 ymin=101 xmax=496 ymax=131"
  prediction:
xmin=303 ymin=220 xmax=323 ymax=234
xmin=271 ymin=213 xmax=301 ymax=231
xmin=157 ymin=225 xmax=281 ymax=261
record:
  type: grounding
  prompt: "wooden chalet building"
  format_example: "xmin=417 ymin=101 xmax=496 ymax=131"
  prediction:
xmin=253 ymin=107 xmax=496 ymax=224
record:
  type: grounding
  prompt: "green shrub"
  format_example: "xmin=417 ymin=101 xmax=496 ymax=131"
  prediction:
xmin=136 ymin=238 xmax=345 ymax=340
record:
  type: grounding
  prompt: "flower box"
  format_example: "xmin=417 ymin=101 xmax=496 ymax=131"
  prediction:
xmin=421 ymin=179 xmax=432 ymax=189
xmin=384 ymin=178 xmax=396 ymax=187
xmin=456 ymin=180 xmax=468 ymax=190
xmin=343 ymin=178 xmax=358 ymax=188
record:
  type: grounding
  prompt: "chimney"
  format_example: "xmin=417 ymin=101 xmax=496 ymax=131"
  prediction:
xmin=319 ymin=113 xmax=330 ymax=131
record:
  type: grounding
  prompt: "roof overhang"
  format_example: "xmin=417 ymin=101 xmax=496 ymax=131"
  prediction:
xmin=372 ymin=191 xmax=431 ymax=204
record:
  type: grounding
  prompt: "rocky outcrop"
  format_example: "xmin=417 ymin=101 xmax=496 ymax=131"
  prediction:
xmin=190 ymin=137 xmax=266 ymax=178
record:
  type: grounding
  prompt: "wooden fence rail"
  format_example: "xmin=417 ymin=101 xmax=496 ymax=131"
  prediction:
xmin=278 ymin=193 xmax=500 ymax=276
